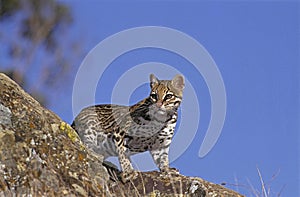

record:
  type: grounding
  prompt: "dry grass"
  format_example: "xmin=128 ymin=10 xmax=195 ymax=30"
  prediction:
xmin=223 ymin=167 xmax=285 ymax=197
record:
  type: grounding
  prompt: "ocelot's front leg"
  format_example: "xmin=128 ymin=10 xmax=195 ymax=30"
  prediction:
xmin=150 ymin=146 xmax=179 ymax=174
xmin=112 ymin=130 xmax=136 ymax=182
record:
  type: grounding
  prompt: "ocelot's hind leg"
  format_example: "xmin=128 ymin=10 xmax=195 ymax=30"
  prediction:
xmin=112 ymin=129 xmax=137 ymax=183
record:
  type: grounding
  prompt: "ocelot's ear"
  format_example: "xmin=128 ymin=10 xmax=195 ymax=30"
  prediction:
xmin=172 ymin=74 xmax=185 ymax=91
xmin=150 ymin=74 xmax=159 ymax=88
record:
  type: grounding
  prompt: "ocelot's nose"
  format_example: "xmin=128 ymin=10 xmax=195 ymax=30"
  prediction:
xmin=156 ymin=101 xmax=163 ymax=107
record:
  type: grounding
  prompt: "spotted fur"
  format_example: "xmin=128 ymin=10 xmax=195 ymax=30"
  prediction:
xmin=72 ymin=74 xmax=185 ymax=181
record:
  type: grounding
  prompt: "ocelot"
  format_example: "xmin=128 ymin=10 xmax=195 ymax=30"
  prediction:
xmin=71 ymin=74 xmax=185 ymax=182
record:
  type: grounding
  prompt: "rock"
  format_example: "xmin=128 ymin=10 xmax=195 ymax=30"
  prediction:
xmin=0 ymin=73 xmax=244 ymax=196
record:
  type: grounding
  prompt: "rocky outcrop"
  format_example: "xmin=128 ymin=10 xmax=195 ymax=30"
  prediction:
xmin=0 ymin=73 xmax=244 ymax=196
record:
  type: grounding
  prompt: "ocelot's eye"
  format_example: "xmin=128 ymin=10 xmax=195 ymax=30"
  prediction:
xmin=150 ymin=93 xmax=157 ymax=100
xmin=164 ymin=94 xmax=173 ymax=100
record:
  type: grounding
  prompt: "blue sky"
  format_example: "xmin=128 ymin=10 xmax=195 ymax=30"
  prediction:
xmin=40 ymin=1 xmax=300 ymax=196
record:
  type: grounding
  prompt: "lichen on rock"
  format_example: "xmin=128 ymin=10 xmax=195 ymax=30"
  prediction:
xmin=0 ymin=73 xmax=244 ymax=196
xmin=0 ymin=104 xmax=12 ymax=130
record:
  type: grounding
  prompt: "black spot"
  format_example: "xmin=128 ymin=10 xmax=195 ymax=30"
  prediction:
xmin=144 ymin=115 xmax=151 ymax=121
xmin=159 ymin=139 xmax=164 ymax=143
xmin=174 ymin=101 xmax=180 ymax=106
xmin=118 ymin=138 xmax=124 ymax=146
xmin=125 ymin=135 xmax=133 ymax=140
xmin=114 ymin=136 xmax=120 ymax=142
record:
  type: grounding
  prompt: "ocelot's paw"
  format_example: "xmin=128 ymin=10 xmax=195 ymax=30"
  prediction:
xmin=161 ymin=167 xmax=180 ymax=175
xmin=120 ymin=170 xmax=138 ymax=183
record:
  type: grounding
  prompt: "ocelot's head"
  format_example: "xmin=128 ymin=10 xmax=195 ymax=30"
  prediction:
xmin=148 ymin=74 xmax=185 ymax=117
